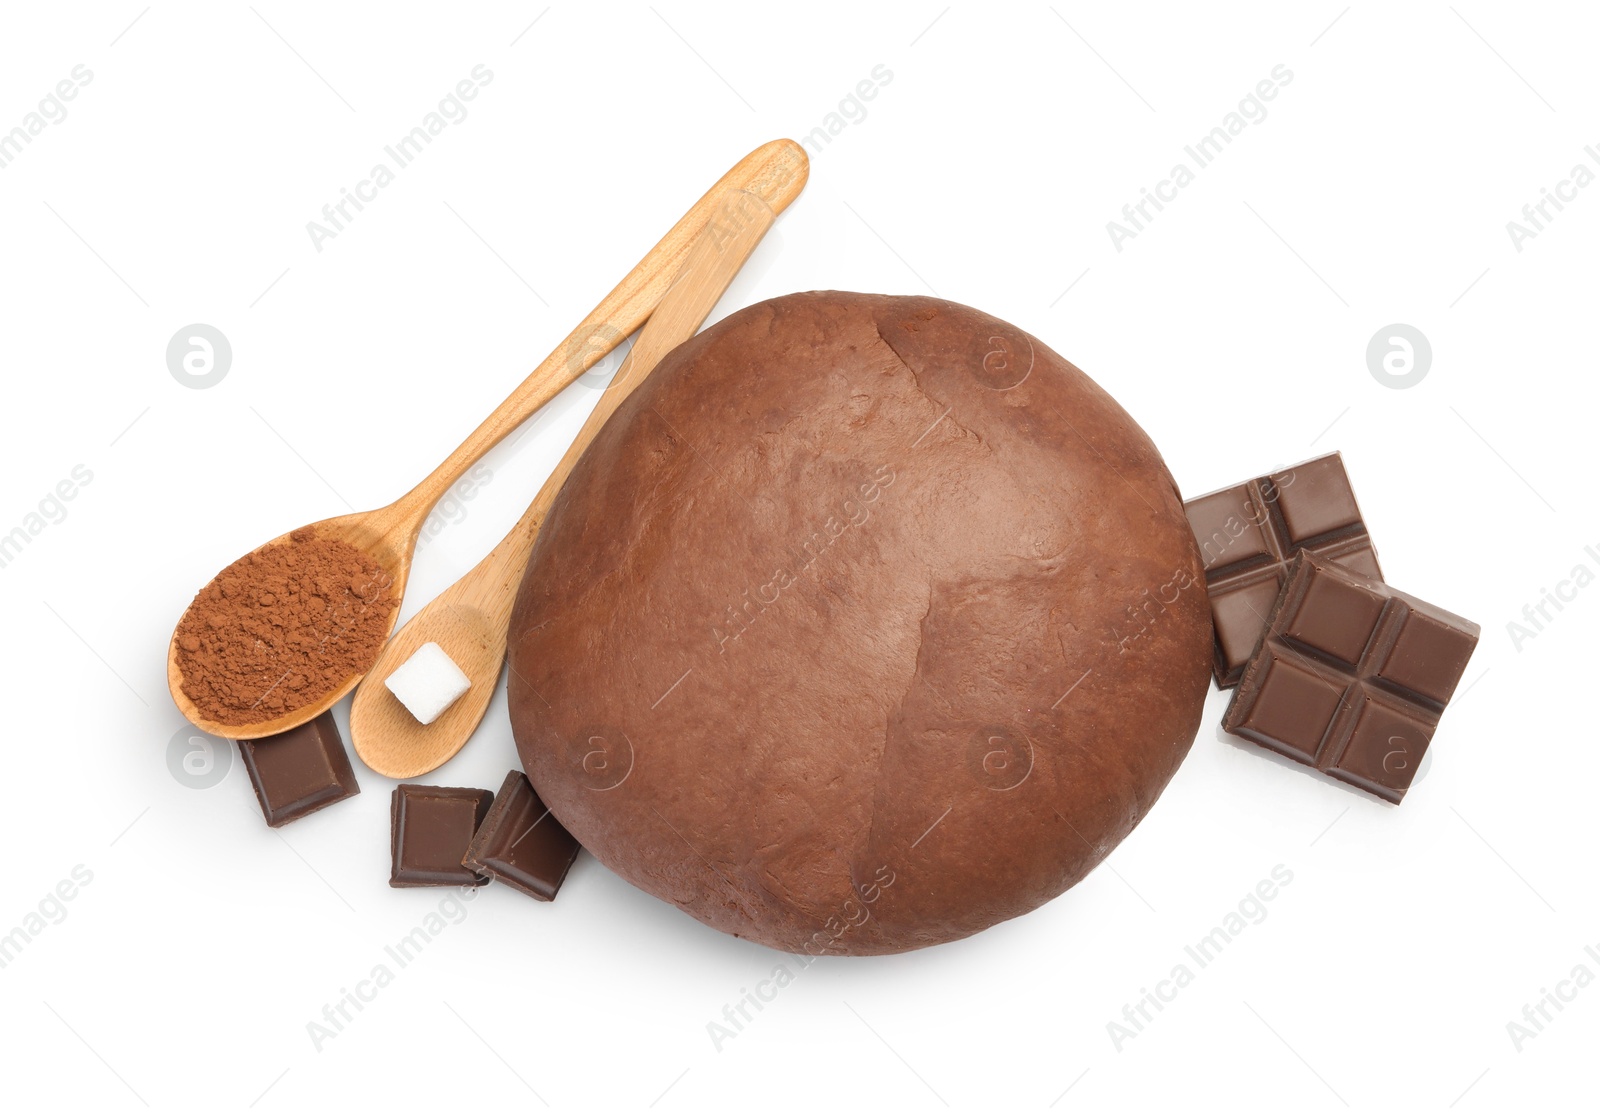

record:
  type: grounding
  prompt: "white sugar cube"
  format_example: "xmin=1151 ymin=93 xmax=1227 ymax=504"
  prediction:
xmin=385 ymin=642 xmax=471 ymax=725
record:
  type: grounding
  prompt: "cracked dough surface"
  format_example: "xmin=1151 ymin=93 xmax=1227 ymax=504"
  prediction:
xmin=508 ymin=292 xmax=1210 ymax=955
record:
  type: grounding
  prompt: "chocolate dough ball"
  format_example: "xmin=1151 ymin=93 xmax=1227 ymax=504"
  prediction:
xmin=508 ymin=292 xmax=1209 ymax=955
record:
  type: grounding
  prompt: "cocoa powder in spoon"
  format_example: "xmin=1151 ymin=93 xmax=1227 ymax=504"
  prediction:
xmin=175 ymin=527 xmax=397 ymax=726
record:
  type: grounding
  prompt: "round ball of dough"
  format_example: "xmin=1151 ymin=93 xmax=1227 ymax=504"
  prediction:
xmin=509 ymin=292 xmax=1209 ymax=954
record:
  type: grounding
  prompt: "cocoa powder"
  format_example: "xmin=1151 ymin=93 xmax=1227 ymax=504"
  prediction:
xmin=175 ymin=527 xmax=397 ymax=726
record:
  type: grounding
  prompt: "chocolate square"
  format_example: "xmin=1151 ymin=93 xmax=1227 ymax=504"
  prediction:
xmin=1186 ymin=485 xmax=1275 ymax=574
xmin=1222 ymin=552 xmax=1480 ymax=803
xmin=1280 ymin=566 xmax=1386 ymax=666
xmin=1273 ymin=453 xmax=1365 ymax=545
xmin=236 ymin=710 xmax=359 ymax=827
xmin=1327 ymin=695 xmax=1431 ymax=799
xmin=1225 ymin=650 xmax=1347 ymax=762
xmin=1184 ymin=452 xmax=1382 ymax=687
xmin=463 ymin=771 xmax=581 ymax=901
xmin=1374 ymin=609 xmax=1480 ymax=706
xmin=1211 ymin=576 xmax=1288 ymax=676
xmin=390 ymin=784 xmax=495 ymax=887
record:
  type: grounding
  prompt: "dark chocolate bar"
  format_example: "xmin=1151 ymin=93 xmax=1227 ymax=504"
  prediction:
xmin=1221 ymin=552 xmax=1479 ymax=803
xmin=390 ymin=784 xmax=494 ymax=887
xmin=1185 ymin=452 xmax=1381 ymax=687
xmin=463 ymin=771 xmax=581 ymax=901
xmin=236 ymin=710 xmax=359 ymax=827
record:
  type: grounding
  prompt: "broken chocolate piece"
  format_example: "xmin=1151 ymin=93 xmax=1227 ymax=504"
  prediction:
xmin=236 ymin=710 xmax=359 ymax=827
xmin=463 ymin=771 xmax=581 ymax=901
xmin=1185 ymin=452 xmax=1382 ymax=686
xmin=1221 ymin=552 xmax=1479 ymax=803
xmin=390 ymin=784 xmax=494 ymax=887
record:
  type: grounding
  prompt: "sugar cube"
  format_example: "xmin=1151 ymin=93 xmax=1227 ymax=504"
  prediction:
xmin=385 ymin=642 xmax=471 ymax=725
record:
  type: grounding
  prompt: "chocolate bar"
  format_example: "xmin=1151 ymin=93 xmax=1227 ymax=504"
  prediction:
xmin=1185 ymin=452 xmax=1381 ymax=687
xmin=463 ymin=771 xmax=581 ymax=901
xmin=236 ymin=710 xmax=359 ymax=827
xmin=1221 ymin=552 xmax=1479 ymax=803
xmin=390 ymin=785 xmax=494 ymax=887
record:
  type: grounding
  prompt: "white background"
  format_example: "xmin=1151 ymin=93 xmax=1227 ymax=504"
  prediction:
xmin=0 ymin=2 xmax=1594 ymax=1111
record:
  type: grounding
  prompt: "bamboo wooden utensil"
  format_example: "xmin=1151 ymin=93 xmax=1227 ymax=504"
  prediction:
xmin=168 ymin=141 xmax=807 ymax=740
xmin=350 ymin=191 xmax=776 ymax=777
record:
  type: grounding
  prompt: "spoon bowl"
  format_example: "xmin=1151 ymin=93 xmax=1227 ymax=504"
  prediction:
xmin=165 ymin=501 xmax=424 ymax=740
xmin=348 ymin=511 xmax=534 ymax=775
xmin=346 ymin=599 xmax=505 ymax=778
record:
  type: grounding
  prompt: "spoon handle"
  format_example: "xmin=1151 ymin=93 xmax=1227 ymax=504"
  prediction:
xmin=348 ymin=192 xmax=776 ymax=777
xmin=468 ymin=191 xmax=778 ymax=608
xmin=390 ymin=140 xmax=806 ymax=530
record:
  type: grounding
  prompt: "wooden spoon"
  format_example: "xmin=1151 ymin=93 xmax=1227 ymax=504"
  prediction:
xmin=169 ymin=141 xmax=807 ymax=740
xmin=349 ymin=191 xmax=776 ymax=777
